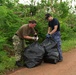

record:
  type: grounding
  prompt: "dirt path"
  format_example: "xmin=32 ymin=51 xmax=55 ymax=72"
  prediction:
xmin=9 ymin=48 xmax=76 ymax=75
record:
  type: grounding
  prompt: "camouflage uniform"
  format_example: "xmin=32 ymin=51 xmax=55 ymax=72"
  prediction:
xmin=52 ymin=31 xmax=63 ymax=60
xmin=12 ymin=35 xmax=25 ymax=61
xmin=12 ymin=24 xmax=36 ymax=61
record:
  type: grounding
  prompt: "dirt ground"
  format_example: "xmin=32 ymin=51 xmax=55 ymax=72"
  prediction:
xmin=8 ymin=48 xmax=76 ymax=75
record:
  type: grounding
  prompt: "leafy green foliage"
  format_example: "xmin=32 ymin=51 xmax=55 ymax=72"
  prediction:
xmin=0 ymin=51 xmax=15 ymax=72
xmin=73 ymin=26 xmax=76 ymax=32
xmin=30 ymin=5 xmax=37 ymax=16
xmin=65 ymin=14 xmax=76 ymax=28
xmin=0 ymin=0 xmax=6 ymax=5
xmin=53 ymin=2 xmax=69 ymax=18
xmin=0 ymin=6 xmax=8 ymax=19
xmin=0 ymin=8 xmax=21 ymax=45
xmin=60 ymin=22 xmax=73 ymax=40
xmin=62 ymin=33 xmax=76 ymax=52
xmin=34 ymin=9 xmax=48 ymax=42
xmin=0 ymin=36 xmax=6 ymax=50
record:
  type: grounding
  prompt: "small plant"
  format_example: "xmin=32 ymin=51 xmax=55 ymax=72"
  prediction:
xmin=0 ymin=51 xmax=16 ymax=73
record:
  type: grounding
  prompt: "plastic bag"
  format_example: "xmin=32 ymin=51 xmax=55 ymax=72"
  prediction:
xmin=41 ymin=37 xmax=59 ymax=64
xmin=23 ymin=41 xmax=45 ymax=68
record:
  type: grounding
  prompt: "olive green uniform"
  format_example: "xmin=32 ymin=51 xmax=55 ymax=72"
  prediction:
xmin=12 ymin=24 xmax=36 ymax=61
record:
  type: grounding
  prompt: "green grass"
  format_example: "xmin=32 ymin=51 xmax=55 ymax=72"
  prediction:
xmin=62 ymin=38 xmax=76 ymax=52
xmin=0 ymin=51 xmax=16 ymax=74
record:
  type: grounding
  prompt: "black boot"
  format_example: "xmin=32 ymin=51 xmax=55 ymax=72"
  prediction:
xmin=58 ymin=57 xmax=63 ymax=62
xmin=15 ymin=60 xmax=23 ymax=67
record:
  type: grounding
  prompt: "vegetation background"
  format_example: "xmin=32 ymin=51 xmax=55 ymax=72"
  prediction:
xmin=0 ymin=0 xmax=76 ymax=74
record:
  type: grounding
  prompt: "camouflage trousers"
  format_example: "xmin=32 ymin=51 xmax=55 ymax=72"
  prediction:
xmin=52 ymin=31 xmax=63 ymax=60
xmin=12 ymin=35 xmax=26 ymax=61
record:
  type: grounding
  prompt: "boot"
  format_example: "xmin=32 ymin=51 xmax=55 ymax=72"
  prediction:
xmin=15 ymin=60 xmax=23 ymax=67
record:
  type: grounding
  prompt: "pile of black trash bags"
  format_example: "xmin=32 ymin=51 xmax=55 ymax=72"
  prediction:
xmin=23 ymin=37 xmax=59 ymax=68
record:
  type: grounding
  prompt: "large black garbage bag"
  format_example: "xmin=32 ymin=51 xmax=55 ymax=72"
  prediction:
xmin=41 ymin=37 xmax=59 ymax=64
xmin=23 ymin=41 xmax=45 ymax=68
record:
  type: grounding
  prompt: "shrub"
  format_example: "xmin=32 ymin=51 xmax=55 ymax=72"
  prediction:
xmin=60 ymin=22 xmax=73 ymax=40
xmin=0 ymin=51 xmax=15 ymax=73
xmin=0 ymin=6 xmax=8 ymax=19
xmin=72 ymin=26 xmax=76 ymax=32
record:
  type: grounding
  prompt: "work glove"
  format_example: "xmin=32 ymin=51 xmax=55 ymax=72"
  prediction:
xmin=32 ymin=36 xmax=39 ymax=41
xmin=46 ymin=34 xmax=51 ymax=38
xmin=34 ymin=33 xmax=39 ymax=41
xmin=35 ymin=36 xmax=39 ymax=41
xmin=34 ymin=34 xmax=37 ymax=37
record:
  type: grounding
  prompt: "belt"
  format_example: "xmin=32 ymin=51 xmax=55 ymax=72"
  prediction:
xmin=15 ymin=34 xmax=23 ymax=40
xmin=15 ymin=34 xmax=18 ymax=36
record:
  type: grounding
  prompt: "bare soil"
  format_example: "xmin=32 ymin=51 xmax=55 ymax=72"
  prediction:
xmin=8 ymin=48 xmax=76 ymax=75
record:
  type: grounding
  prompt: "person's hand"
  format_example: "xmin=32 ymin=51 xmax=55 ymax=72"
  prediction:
xmin=46 ymin=34 xmax=51 ymax=38
xmin=34 ymin=33 xmax=37 ymax=37
xmin=32 ymin=36 xmax=39 ymax=41
xmin=35 ymin=36 xmax=39 ymax=41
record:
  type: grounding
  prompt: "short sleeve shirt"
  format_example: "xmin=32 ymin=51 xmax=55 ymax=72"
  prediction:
xmin=16 ymin=24 xmax=36 ymax=39
xmin=48 ymin=18 xmax=60 ymax=31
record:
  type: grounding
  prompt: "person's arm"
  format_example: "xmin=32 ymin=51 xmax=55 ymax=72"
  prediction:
xmin=22 ymin=27 xmax=36 ymax=40
xmin=49 ymin=25 xmax=58 ymax=35
xmin=23 ymin=36 xmax=34 ymax=40
xmin=48 ymin=27 xmax=51 ymax=34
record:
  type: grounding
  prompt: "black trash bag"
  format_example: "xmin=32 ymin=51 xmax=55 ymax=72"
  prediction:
xmin=41 ymin=37 xmax=59 ymax=64
xmin=23 ymin=41 xmax=45 ymax=68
